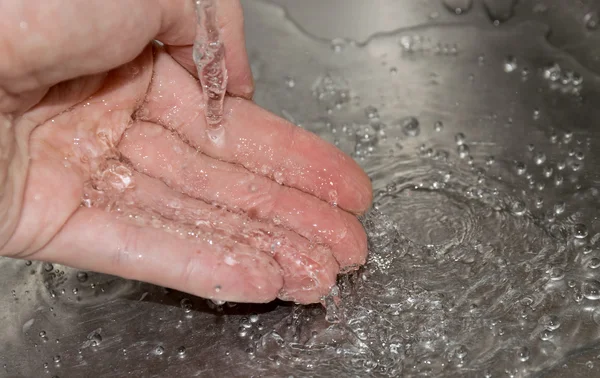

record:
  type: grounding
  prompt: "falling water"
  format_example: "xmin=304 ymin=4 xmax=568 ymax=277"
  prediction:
xmin=193 ymin=0 xmax=228 ymax=126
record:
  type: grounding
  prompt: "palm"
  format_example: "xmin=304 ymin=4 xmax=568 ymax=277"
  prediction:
xmin=7 ymin=46 xmax=371 ymax=304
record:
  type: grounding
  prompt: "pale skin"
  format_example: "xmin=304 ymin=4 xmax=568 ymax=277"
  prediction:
xmin=0 ymin=0 xmax=372 ymax=304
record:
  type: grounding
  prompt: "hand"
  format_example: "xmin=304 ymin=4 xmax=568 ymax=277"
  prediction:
xmin=0 ymin=0 xmax=372 ymax=304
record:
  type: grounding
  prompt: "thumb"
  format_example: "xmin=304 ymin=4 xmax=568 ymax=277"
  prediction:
xmin=0 ymin=0 xmax=253 ymax=112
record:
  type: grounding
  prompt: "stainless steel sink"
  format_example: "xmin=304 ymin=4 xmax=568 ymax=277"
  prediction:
xmin=2 ymin=1 xmax=600 ymax=377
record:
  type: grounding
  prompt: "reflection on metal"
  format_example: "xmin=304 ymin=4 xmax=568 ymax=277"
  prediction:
xmin=2 ymin=0 xmax=600 ymax=376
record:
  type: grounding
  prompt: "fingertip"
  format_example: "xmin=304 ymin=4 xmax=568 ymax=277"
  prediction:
xmin=331 ymin=214 xmax=368 ymax=269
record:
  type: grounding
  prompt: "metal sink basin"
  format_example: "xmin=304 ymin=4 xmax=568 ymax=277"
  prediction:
xmin=2 ymin=0 xmax=600 ymax=377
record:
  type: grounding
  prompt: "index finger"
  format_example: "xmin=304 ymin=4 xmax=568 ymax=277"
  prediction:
xmin=140 ymin=49 xmax=373 ymax=214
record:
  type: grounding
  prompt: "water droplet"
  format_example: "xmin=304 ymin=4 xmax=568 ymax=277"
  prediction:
xmin=549 ymin=267 xmax=565 ymax=281
xmin=517 ymin=346 xmax=530 ymax=362
xmin=88 ymin=331 xmax=102 ymax=347
xmin=154 ymin=345 xmax=164 ymax=355
xmin=535 ymin=197 xmax=544 ymax=208
xmin=574 ymin=224 xmax=589 ymax=239
xmin=583 ymin=280 xmax=600 ymax=300
xmin=534 ymin=152 xmax=546 ymax=165
xmin=284 ymin=76 xmax=296 ymax=88
xmin=180 ymin=298 xmax=192 ymax=313
xmin=587 ymin=360 xmax=595 ymax=369
xmin=330 ymin=38 xmax=347 ymax=53
xmin=53 ymin=355 xmax=61 ymax=364
xmin=210 ymin=299 xmax=226 ymax=306
xmin=249 ymin=314 xmax=260 ymax=323
xmin=76 ymin=272 xmax=88 ymax=282
xmin=539 ymin=314 xmax=561 ymax=330
xmin=483 ymin=0 xmax=518 ymax=23
xmin=39 ymin=331 xmax=47 ymax=338
xmin=457 ymin=144 xmax=470 ymax=158
xmin=400 ymin=116 xmax=420 ymax=137
xmin=540 ymin=329 xmax=553 ymax=341
xmin=443 ymin=0 xmax=473 ymax=15
xmin=485 ymin=156 xmax=496 ymax=165
xmin=455 ymin=132 xmax=466 ymax=145
xmin=584 ymin=11 xmax=599 ymax=30
xmin=43 ymin=263 xmax=54 ymax=272
xmin=214 ymin=285 xmax=221 ymax=293
xmin=515 ymin=161 xmax=527 ymax=175
xmin=510 ymin=200 xmax=526 ymax=216
xmin=543 ymin=166 xmax=553 ymax=178
xmin=455 ymin=345 xmax=468 ymax=359
xmin=434 ymin=121 xmax=444 ymax=132
xmin=554 ymin=175 xmax=564 ymax=186
xmin=503 ymin=56 xmax=518 ymax=73
xmin=588 ymin=258 xmax=600 ymax=269
xmin=25 ymin=260 xmax=32 ymax=266
xmin=177 ymin=346 xmax=186 ymax=357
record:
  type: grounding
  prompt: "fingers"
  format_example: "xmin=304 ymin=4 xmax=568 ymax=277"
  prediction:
xmin=125 ymin=171 xmax=339 ymax=303
xmin=35 ymin=207 xmax=284 ymax=303
xmin=118 ymin=121 xmax=368 ymax=269
xmin=139 ymin=49 xmax=372 ymax=215
xmin=0 ymin=0 xmax=252 ymax=100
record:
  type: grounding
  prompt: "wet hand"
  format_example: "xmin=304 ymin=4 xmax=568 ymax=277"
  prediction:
xmin=0 ymin=0 xmax=372 ymax=304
